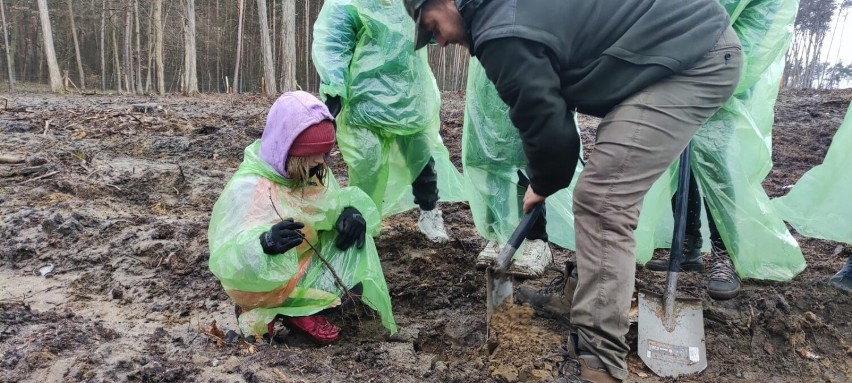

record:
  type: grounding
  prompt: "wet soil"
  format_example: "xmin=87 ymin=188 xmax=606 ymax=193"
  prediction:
xmin=1 ymin=89 xmax=850 ymax=383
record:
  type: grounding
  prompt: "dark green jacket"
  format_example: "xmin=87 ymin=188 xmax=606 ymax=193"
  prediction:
xmin=465 ymin=0 xmax=729 ymax=196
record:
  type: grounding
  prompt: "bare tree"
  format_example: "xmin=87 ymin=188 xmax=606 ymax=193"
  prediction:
xmin=0 ymin=0 xmax=14 ymax=91
xmin=36 ymin=0 xmax=63 ymax=92
xmin=154 ymin=0 xmax=164 ymax=94
xmin=182 ymin=0 xmax=199 ymax=94
xmin=280 ymin=0 xmax=296 ymax=90
xmin=124 ymin=1 xmax=134 ymax=93
xmin=100 ymin=0 xmax=107 ymax=90
xmin=66 ymin=0 xmax=85 ymax=89
xmin=134 ymin=0 xmax=142 ymax=93
xmin=232 ymin=0 xmax=244 ymax=93
xmin=256 ymin=0 xmax=276 ymax=95
xmin=112 ymin=17 xmax=122 ymax=91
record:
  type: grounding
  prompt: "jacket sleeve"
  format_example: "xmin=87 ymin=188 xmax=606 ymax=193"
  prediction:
xmin=476 ymin=38 xmax=580 ymax=197
xmin=312 ymin=0 xmax=361 ymax=101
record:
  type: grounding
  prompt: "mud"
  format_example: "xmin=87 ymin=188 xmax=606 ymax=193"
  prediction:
xmin=1 ymin=90 xmax=850 ymax=382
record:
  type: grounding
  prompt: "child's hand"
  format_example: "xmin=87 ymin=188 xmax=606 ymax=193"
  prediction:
xmin=259 ymin=218 xmax=305 ymax=255
xmin=335 ymin=207 xmax=366 ymax=250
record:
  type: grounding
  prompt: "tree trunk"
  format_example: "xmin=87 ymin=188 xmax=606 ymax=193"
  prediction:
xmin=144 ymin=0 xmax=153 ymax=92
xmin=0 ymin=0 xmax=14 ymax=91
xmin=280 ymin=0 xmax=296 ymax=90
xmin=154 ymin=0 xmax=164 ymax=95
xmin=257 ymin=0 xmax=276 ymax=95
xmin=182 ymin=0 xmax=199 ymax=94
xmin=134 ymin=0 xmax=142 ymax=93
xmin=112 ymin=21 xmax=122 ymax=91
xmin=66 ymin=0 xmax=85 ymax=89
xmin=35 ymin=0 xmax=62 ymax=92
xmin=232 ymin=0 xmax=244 ymax=93
xmin=100 ymin=0 xmax=106 ymax=90
xmin=124 ymin=1 xmax=134 ymax=93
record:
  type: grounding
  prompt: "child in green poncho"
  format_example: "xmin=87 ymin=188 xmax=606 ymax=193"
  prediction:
xmin=208 ymin=91 xmax=396 ymax=344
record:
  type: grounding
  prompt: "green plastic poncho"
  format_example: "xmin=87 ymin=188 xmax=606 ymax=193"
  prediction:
xmin=208 ymin=142 xmax=396 ymax=336
xmin=462 ymin=57 xmax=583 ymax=249
xmin=312 ymin=0 xmax=465 ymax=216
xmin=635 ymin=0 xmax=805 ymax=281
xmin=773 ymin=103 xmax=852 ymax=243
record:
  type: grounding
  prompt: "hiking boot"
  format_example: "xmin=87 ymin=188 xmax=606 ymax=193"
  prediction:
xmin=707 ymin=242 xmax=741 ymax=300
xmin=644 ymin=234 xmax=704 ymax=272
xmin=551 ymin=335 xmax=621 ymax=383
xmin=417 ymin=208 xmax=449 ymax=243
xmin=829 ymin=256 xmax=852 ymax=293
xmin=477 ymin=239 xmax=554 ymax=279
xmin=516 ymin=262 xmax=575 ymax=324
xmin=285 ymin=315 xmax=340 ymax=345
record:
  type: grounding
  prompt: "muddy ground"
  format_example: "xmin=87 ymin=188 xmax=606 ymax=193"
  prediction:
xmin=1 ymin=89 xmax=850 ymax=383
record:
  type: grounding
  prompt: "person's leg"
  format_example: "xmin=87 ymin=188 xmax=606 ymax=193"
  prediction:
xmin=645 ymin=171 xmax=704 ymax=271
xmin=412 ymin=157 xmax=439 ymax=210
xmin=570 ymin=26 xmax=742 ymax=380
xmin=705 ymin=200 xmax=741 ymax=299
xmin=398 ymin=133 xmax=448 ymax=242
xmin=336 ymin=123 xmax=390 ymax=212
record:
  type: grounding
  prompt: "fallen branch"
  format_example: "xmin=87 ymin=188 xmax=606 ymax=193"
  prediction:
xmin=16 ymin=171 xmax=59 ymax=185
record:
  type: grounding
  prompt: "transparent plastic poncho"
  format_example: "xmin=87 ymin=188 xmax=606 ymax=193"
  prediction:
xmin=312 ymin=0 xmax=465 ymax=216
xmin=462 ymin=57 xmax=584 ymax=249
xmin=208 ymin=142 xmax=396 ymax=336
xmin=635 ymin=0 xmax=805 ymax=281
xmin=773 ymin=103 xmax=852 ymax=243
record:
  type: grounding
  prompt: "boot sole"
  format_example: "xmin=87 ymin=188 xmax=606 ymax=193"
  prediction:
xmin=645 ymin=263 xmax=704 ymax=273
xmin=707 ymin=287 xmax=740 ymax=300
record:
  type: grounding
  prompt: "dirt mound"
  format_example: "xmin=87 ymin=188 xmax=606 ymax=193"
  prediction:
xmin=487 ymin=303 xmax=563 ymax=382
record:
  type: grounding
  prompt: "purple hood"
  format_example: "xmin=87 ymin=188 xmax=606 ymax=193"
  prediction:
xmin=259 ymin=91 xmax=334 ymax=177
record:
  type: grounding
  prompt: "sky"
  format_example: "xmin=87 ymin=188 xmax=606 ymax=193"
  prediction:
xmin=820 ymin=7 xmax=852 ymax=88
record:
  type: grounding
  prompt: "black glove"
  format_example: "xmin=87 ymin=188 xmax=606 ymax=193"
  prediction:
xmin=324 ymin=95 xmax=342 ymax=118
xmin=335 ymin=207 xmax=366 ymax=250
xmin=259 ymin=218 xmax=305 ymax=255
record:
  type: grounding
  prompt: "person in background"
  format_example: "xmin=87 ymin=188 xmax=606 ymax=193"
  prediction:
xmin=312 ymin=0 xmax=467 ymax=243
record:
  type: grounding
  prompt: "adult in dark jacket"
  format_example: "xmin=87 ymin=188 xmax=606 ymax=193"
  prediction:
xmin=405 ymin=0 xmax=743 ymax=381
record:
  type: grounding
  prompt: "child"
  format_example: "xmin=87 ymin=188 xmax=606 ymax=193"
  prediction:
xmin=208 ymin=91 xmax=396 ymax=344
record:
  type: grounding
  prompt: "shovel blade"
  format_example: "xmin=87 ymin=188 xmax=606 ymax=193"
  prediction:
xmin=486 ymin=267 xmax=513 ymax=323
xmin=638 ymin=291 xmax=707 ymax=378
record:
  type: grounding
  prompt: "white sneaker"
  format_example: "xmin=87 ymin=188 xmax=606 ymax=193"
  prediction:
xmin=476 ymin=239 xmax=552 ymax=279
xmin=507 ymin=239 xmax=553 ymax=279
xmin=476 ymin=240 xmax=501 ymax=269
xmin=418 ymin=209 xmax=449 ymax=243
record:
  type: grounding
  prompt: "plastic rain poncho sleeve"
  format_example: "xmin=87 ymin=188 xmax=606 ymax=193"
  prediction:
xmin=462 ymin=57 xmax=584 ymax=250
xmin=772 ymin=103 xmax=852 ymax=243
xmin=208 ymin=142 xmax=394 ymax=337
xmin=312 ymin=0 xmax=466 ymax=217
xmin=634 ymin=0 xmax=805 ymax=281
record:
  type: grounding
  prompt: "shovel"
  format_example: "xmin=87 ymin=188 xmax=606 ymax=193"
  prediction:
xmin=638 ymin=143 xmax=707 ymax=377
xmin=486 ymin=202 xmax=544 ymax=328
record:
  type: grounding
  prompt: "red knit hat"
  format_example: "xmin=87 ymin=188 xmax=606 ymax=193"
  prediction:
xmin=289 ymin=120 xmax=335 ymax=157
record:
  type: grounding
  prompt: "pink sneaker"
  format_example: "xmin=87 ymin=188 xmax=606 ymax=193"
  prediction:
xmin=286 ymin=315 xmax=340 ymax=345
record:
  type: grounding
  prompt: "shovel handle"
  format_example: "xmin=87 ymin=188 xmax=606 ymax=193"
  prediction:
xmin=494 ymin=202 xmax=544 ymax=271
xmin=664 ymin=144 xmax=692 ymax=315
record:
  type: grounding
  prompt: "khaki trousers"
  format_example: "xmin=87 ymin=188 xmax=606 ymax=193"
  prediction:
xmin=569 ymin=25 xmax=743 ymax=380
